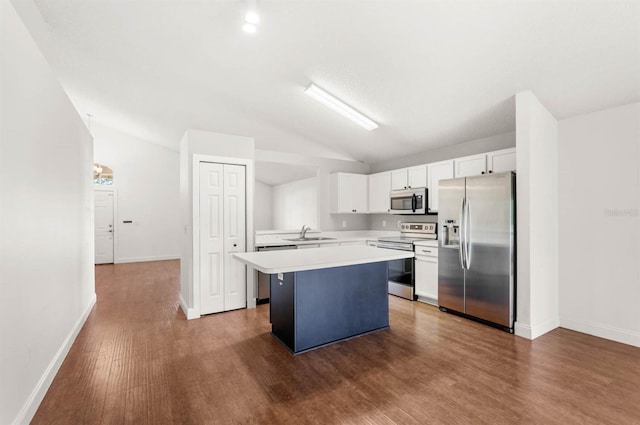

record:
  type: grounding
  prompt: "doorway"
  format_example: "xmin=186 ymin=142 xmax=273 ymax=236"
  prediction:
xmin=199 ymin=162 xmax=247 ymax=314
xmin=94 ymin=188 xmax=115 ymax=264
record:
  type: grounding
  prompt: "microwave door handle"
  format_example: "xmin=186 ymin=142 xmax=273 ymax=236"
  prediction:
xmin=411 ymin=194 xmax=416 ymax=212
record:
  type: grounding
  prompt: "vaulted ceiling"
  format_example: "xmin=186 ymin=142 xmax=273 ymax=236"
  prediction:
xmin=24 ymin=0 xmax=640 ymax=164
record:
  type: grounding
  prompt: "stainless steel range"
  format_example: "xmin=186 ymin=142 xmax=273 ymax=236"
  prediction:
xmin=378 ymin=222 xmax=437 ymax=300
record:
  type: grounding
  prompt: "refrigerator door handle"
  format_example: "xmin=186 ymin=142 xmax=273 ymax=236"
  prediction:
xmin=459 ymin=197 xmax=466 ymax=270
xmin=465 ymin=199 xmax=472 ymax=269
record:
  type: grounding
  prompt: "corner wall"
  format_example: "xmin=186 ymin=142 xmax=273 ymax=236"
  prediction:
xmin=515 ymin=91 xmax=559 ymax=339
xmin=92 ymin=123 xmax=180 ymax=263
xmin=558 ymin=103 xmax=640 ymax=347
xmin=0 ymin=2 xmax=96 ymax=424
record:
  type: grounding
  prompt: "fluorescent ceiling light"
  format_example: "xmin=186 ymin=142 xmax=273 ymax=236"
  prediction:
xmin=304 ymin=83 xmax=379 ymax=131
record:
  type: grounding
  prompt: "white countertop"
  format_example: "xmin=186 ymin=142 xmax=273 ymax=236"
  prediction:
xmin=255 ymin=230 xmax=399 ymax=247
xmin=233 ymin=245 xmax=414 ymax=274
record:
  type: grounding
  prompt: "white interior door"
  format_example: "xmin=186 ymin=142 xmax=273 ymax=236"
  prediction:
xmin=200 ymin=162 xmax=225 ymax=315
xmin=223 ymin=164 xmax=246 ymax=311
xmin=94 ymin=189 xmax=114 ymax=264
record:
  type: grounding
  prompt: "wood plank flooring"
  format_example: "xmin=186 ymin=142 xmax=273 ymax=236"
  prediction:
xmin=32 ymin=260 xmax=640 ymax=424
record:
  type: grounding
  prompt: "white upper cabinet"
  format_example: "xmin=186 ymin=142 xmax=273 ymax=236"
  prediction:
xmin=391 ymin=165 xmax=427 ymax=190
xmin=455 ymin=154 xmax=487 ymax=177
xmin=368 ymin=171 xmax=391 ymax=213
xmin=391 ymin=169 xmax=408 ymax=190
xmin=427 ymin=160 xmax=454 ymax=213
xmin=329 ymin=172 xmax=368 ymax=214
xmin=487 ymin=148 xmax=516 ymax=173
xmin=407 ymin=165 xmax=428 ymax=188
xmin=454 ymin=148 xmax=517 ymax=177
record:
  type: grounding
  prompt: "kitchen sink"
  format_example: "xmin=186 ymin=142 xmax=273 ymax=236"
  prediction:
xmin=283 ymin=237 xmax=336 ymax=241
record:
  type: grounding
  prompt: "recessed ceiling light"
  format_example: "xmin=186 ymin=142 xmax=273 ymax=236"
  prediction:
xmin=242 ymin=23 xmax=257 ymax=34
xmin=245 ymin=10 xmax=260 ymax=24
xmin=304 ymin=83 xmax=379 ymax=131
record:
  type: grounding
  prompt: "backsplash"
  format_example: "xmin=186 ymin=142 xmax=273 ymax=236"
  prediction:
xmin=368 ymin=213 xmax=437 ymax=231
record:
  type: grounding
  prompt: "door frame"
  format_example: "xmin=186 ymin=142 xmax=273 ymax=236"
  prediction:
xmin=93 ymin=186 xmax=118 ymax=264
xmin=192 ymin=154 xmax=255 ymax=317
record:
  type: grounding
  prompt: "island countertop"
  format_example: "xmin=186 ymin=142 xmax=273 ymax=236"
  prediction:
xmin=233 ymin=245 xmax=414 ymax=274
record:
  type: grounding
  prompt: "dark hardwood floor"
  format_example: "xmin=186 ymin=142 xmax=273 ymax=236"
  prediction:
xmin=32 ymin=260 xmax=640 ymax=424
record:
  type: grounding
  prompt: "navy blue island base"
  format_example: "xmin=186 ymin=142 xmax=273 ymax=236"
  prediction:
xmin=269 ymin=261 xmax=389 ymax=354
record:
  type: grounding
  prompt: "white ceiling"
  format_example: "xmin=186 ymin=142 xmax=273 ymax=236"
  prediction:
xmin=27 ymin=0 xmax=640 ymax=164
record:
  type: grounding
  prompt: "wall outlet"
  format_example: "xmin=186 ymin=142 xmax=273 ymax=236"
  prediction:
xmin=342 ymin=220 xmax=347 ymax=228
xmin=397 ymin=220 xmax=402 ymax=228
xmin=382 ymin=220 xmax=386 ymax=228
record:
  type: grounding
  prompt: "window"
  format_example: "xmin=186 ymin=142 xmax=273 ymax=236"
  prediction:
xmin=93 ymin=163 xmax=113 ymax=185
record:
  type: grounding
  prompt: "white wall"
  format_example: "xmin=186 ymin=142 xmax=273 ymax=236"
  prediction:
xmin=179 ymin=129 xmax=255 ymax=319
xmin=558 ymin=103 xmax=640 ymax=347
xmin=369 ymin=131 xmax=515 ymax=173
xmin=0 ymin=3 xmax=96 ymax=424
xmin=92 ymin=123 xmax=180 ymax=263
xmin=254 ymin=181 xmax=274 ymax=230
xmin=515 ymin=91 xmax=560 ymax=340
xmin=272 ymin=177 xmax=318 ymax=230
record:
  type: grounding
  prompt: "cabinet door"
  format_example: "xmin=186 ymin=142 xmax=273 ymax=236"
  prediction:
xmin=331 ymin=173 xmax=368 ymax=213
xmin=347 ymin=174 xmax=368 ymax=213
xmin=407 ymin=165 xmax=427 ymax=188
xmin=415 ymin=258 xmax=438 ymax=303
xmin=391 ymin=169 xmax=408 ymax=190
xmin=427 ymin=160 xmax=454 ymax=213
xmin=455 ymin=154 xmax=487 ymax=177
xmin=368 ymin=171 xmax=391 ymax=213
xmin=487 ymin=148 xmax=516 ymax=173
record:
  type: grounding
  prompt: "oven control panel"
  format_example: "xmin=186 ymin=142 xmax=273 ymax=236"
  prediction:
xmin=400 ymin=222 xmax=437 ymax=234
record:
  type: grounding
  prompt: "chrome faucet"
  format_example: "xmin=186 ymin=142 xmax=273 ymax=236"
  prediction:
xmin=300 ymin=225 xmax=311 ymax=239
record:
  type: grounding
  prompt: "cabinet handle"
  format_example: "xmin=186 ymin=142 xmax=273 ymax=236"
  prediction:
xmin=481 ymin=171 xmax=485 ymax=174
xmin=489 ymin=170 xmax=493 ymax=173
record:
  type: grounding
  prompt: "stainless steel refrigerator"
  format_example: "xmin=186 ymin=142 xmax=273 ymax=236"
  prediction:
xmin=438 ymin=172 xmax=516 ymax=332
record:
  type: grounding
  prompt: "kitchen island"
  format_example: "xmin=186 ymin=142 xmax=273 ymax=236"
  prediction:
xmin=233 ymin=246 xmax=414 ymax=354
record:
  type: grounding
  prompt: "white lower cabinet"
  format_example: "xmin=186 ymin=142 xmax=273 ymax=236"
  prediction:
xmin=297 ymin=244 xmax=320 ymax=249
xmin=415 ymin=256 xmax=438 ymax=306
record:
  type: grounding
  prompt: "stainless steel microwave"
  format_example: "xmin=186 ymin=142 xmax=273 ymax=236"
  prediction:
xmin=389 ymin=187 xmax=429 ymax=215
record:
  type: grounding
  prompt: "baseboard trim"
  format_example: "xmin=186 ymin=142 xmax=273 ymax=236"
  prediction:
xmin=179 ymin=294 xmax=199 ymax=320
xmin=115 ymin=255 xmax=179 ymax=264
xmin=13 ymin=293 xmax=97 ymax=425
xmin=514 ymin=322 xmax=531 ymax=339
xmin=560 ymin=317 xmax=640 ymax=348
xmin=514 ymin=317 xmax=559 ymax=340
